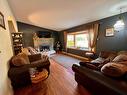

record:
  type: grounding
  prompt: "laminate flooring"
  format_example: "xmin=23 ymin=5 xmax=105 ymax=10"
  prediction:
xmin=14 ymin=59 xmax=91 ymax=95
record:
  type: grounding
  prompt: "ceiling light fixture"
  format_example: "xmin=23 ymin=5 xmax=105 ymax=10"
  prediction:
xmin=114 ymin=8 xmax=125 ymax=30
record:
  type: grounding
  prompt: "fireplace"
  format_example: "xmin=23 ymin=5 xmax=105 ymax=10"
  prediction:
xmin=33 ymin=38 xmax=54 ymax=51
xmin=39 ymin=45 xmax=50 ymax=51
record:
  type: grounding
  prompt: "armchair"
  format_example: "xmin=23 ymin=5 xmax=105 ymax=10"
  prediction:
xmin=8 ymin=53 xmax=50 ymax=89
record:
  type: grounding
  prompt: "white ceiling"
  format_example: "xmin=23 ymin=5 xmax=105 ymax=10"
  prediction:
xmin=8 ymin=0 xmax=127 ymax=31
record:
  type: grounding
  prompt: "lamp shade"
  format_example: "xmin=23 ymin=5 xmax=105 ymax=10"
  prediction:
xmin=114 ymin=15 xmax=125 ymax=30
xmin=114 ymin=19 xmax=124 ymax=27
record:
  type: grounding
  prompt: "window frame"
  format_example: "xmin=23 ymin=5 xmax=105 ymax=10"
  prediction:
xmin=66 ymin=31 xmax=90 ymax=51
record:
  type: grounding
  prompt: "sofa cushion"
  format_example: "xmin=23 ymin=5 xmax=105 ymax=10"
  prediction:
xmin=99 ymin=51 xmax=117 ymax=58
xmin=117 ymin=51 xmax=127 ymax=55
xmin=17 ymin=53 xmax=30 ymax=64
xmin=105 ymin=53 xmax=117 ymax=61
xmin=12 ymin=56 xmax=27 ymax=66
xmin=118 ymin=61 xmax=127 ymax=65
xmin=113 ymin=54 xmax=127 ymax=62
xmin=101 ymin=62 xmax=127 ymax=77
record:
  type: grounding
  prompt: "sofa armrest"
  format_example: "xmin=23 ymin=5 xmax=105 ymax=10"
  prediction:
xmin=8 ymin=66 xmax=31 ymax=89
xmin=79 ymin=61 xmax=99 ymax=70
xmin=26 ymin=59 xmax=50 ymax=68
xmin=79 ymin=61 xmax=90 ymax=66
xmin=28 ymin=54 xmax=42 ymax=62
xmin=72 ymin=64 xmax=127 ymax=95
xmin=8 ymin=59 xmax=50 ymax=79
xmin=8 ymin=66 xmax=29 ymax=76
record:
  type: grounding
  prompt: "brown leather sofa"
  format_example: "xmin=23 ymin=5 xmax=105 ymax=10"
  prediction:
xmin=72 ymin=51 xmax=127 ymax=95
xmin=8 ymin=53 xmax=50 ymax=89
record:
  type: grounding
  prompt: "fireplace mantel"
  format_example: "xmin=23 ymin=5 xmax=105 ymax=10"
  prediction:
xmin=33 ymin=38 xmax=54 ymax=50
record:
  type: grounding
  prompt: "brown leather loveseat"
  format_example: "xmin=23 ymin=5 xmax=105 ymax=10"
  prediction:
xmin=72 ymin=51 xmax=127 ymax=95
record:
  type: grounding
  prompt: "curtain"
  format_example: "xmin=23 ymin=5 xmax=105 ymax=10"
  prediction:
xmin=64 ymin=31 xmax=67 ymax=52
xmin=89 ymin=23 xmax=99 ymax=52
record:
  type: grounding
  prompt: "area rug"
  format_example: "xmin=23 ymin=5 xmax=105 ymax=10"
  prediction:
xmin=50 ymin=54 xmax=81 ymax=74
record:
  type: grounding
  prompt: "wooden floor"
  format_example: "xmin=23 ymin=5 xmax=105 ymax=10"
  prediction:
xmin=14 ymin=59 xmax=91 ymax=95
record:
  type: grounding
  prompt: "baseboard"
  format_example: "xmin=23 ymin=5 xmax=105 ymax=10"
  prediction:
xmin=62 ymin=52 xmax=88 ymax=61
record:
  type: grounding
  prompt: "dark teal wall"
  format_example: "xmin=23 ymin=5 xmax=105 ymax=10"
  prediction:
xmin=59 ymin=12 xmax=127 ymax=56
xmin=96 ymin=12 xmax=127 ymax=53
xmin=17 ymin=22 xmax=59 ymax=47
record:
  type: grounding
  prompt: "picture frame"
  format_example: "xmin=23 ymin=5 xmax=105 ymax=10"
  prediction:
xmin=0 ymin=12 xmax=6 ymax=29
xmin=105 ymin=27 xmax=114 ymax=37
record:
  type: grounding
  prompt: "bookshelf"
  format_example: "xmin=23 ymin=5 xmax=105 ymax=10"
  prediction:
xmin=11 ymin=32 xmax=23 ymax=55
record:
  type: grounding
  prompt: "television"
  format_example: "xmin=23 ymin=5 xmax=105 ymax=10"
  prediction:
xmin=37 ymin=31 xmax=51 ymax=38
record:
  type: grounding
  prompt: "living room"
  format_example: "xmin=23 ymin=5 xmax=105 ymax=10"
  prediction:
xmin=0 ymin=0 xmax=127 ymax=95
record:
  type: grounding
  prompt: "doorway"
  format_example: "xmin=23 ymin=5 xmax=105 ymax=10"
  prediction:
xmin=8 ymin=20 xmax=16 ymax=55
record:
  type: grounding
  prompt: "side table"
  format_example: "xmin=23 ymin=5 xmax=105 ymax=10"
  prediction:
xmin=30 ymin=68 xmax=48 ymax=84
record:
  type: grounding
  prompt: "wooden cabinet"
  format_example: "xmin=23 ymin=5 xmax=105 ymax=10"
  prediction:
xmin=11 ymin=32 xmax=23 ymax=55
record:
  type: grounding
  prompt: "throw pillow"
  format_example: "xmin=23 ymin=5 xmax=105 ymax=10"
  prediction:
xmin=98 ymin=59 xmax=110 ymax=70
xmin=101 ymin=62 xmax=127 ymax=77
xmin=113 ymin=54 xmax=127 ymax=62
xmin=21 ymin=48 xmax=31 ymax=55
xmin=117 ymin=51 xmax=127 ymax=55
xmin=91 ymin=57 xmax=105 ymax=65
xmin=27 ymin=47 xmax=38 ymax=54
xmin=12 ymin=56 xmax=27 ymax=66
xmin=41 ymin=55 xmax=48 ymax=60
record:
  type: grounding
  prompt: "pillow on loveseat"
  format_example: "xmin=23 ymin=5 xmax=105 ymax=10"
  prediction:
xmin=91 ymin=57 xmax=105 ymax=64
xmin=79 ymin=51 xmax=118 ymax=71
xmin=105 ymin=53 xmax=117 ymax=61
xmin=11 ymin=53 xmax=30 ymax=66
xmin=12 ymin=56 xmax=27 ymax=66
xmin=97 ymin=53 xmax=117 ymax=69
xmin=91 ymin=52 xmax=117 ymax=66
xmin=101 ymin=62 xmax=127 ymax=77
xmin=27 ymin=47 xmax=38 ymax=54
xmin=17 ymin=53 xmax=30 ymax=64
xmin=113 ymin=54 xmax=127 ymax=62
xmin=117 ymin=51 xmax=127 ymax=55
xmin=81 ymin=57 xmax=110 ymax=71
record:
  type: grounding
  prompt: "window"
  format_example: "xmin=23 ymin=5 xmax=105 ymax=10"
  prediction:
xmin=67 ymin=35 xmax=74 ymax=48
xmin=67 ymin=31 xmax=90 ymax=50
xmin=75 ymin=34 xmax=89 ymax=49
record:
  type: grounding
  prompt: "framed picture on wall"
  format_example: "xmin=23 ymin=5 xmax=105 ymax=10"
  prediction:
xmin=105 ymin=27 xmax=114 ymax=37
xmin=0 ymin=12 xmax=6 ymax=29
